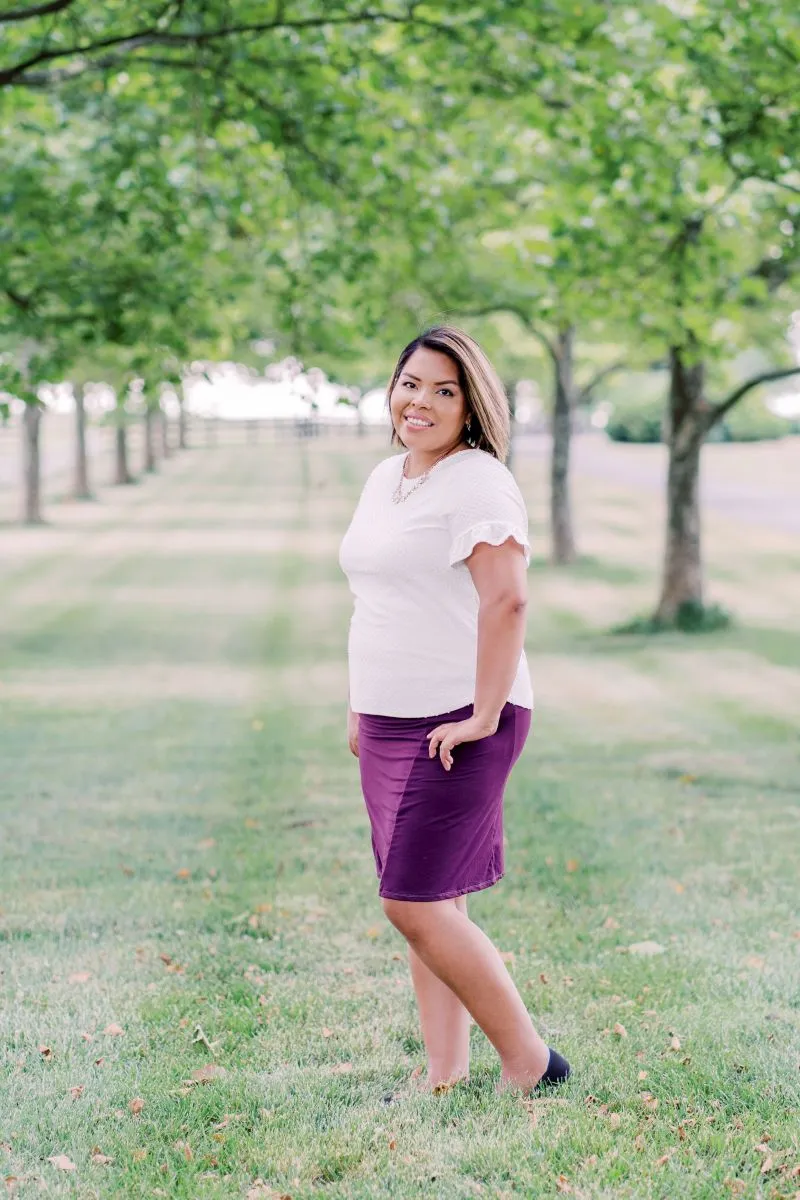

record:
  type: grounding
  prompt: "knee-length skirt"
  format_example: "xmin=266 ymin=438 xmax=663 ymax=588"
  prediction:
xmin=357 ymin=700 xmax=531 ymax=902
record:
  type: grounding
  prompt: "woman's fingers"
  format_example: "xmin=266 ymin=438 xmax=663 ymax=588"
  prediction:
xmin=427 ymin=724 xmax=459 ymax=769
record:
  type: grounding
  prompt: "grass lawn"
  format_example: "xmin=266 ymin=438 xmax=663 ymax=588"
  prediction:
xmin=1 ymin=434 xmax=798 ymax=1199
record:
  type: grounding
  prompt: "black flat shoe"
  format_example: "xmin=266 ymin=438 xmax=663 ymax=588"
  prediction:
xmin=535 ymin=1046 xmax=571 ymax=1089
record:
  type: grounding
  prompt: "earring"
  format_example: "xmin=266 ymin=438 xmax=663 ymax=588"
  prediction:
xmin=465 ymin=416 xmax=475 ymax=446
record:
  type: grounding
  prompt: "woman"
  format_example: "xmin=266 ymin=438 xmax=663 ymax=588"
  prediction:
xmin=338 ymin=326 xmax=571 ymax=1095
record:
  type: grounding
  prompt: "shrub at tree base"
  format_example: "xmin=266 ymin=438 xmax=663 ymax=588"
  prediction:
xmin=605 ymin=397 xmax=664 ymax=444
xmin=612 ymin=601 xmax=732 ymax=636
xmin=717 ymin=398 xmax=794 ymax=443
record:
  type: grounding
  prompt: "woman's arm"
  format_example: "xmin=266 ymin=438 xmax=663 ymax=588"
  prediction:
xmin=427 ymin=536 xmax=528 ymax=770
xmin=469 ymin=537 xmax=529 ymax=731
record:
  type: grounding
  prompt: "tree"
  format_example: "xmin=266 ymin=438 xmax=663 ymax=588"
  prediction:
xmin=575 ymin=0 xmax=800 ymax=623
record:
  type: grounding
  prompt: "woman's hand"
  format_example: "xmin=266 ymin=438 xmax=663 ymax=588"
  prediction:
xmin=427 ymin=714 xmax=498 ymax=772
xmin=347 ymin=705 xmax=360 ymax=758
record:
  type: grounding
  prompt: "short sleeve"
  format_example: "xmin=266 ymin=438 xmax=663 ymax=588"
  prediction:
xmin=448 ymin=462 xmax=531 ymax=568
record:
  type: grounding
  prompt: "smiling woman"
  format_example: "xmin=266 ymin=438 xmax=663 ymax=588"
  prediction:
xmin=338 ymin=325 xmax=572 ymax=1100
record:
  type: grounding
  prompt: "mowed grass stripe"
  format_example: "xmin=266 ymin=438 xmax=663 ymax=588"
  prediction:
xmin=1 ymin=437 xmax=798 ymax=1198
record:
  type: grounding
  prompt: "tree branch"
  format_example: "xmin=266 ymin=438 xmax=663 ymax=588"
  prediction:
xmin=437 ymin=299 xmax=558 ymax=365
xmin=707 ymin=366 xmax=800 ymax=427
xmin=0 ymin=0 xmax=76 ymax=23
xmin=575 ymin=361 xmax=627 ymax=406
xmin=0 ymin=6 xmax=457 ymax=87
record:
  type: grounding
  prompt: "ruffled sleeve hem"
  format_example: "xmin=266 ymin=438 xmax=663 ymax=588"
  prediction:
xmin=448 ymin=521 xmax=531 ymax=568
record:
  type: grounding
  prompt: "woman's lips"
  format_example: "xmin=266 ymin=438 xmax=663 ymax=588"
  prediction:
xmin=404 ymin=415 xmax=434 ymax=429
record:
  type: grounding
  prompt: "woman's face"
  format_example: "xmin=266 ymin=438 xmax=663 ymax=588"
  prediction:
xmin=389 ymin=346 xmax=469 ymax=454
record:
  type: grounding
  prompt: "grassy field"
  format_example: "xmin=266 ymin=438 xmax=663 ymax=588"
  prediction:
xmin=1 ymin=435 xmax=799 ymax=1199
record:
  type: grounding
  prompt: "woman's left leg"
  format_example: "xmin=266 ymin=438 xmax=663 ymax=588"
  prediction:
xmin=407 ymin=894 xmax=471 ymax=1089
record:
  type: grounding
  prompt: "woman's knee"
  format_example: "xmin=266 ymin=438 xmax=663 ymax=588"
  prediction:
xmin=382 ymin=897 xmax=428 ymax=939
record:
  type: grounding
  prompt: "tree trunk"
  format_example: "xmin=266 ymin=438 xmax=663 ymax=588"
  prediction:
xmin=178 ymin=390 xmax=188 ymax=449
xmin=115 ymin=422 xmax=133 ymax=485
xmin=144 ymin=406 xmax=157 ymax=472
xmin=160 ymin=405 xmax=171 ymax=458
xmin=22 ymin=403 xmax=43 ymax=525
xmin=550 ymin=326 xmax=577 ymax=564
xmin=73 ymin=384 xmax=92 ymax=499
xmin=655 ymin=347 xmax=706 ymax=621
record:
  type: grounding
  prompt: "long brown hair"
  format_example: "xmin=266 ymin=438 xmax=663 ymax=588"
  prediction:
xmin=387 ymin=326 xmax=511 ymax=462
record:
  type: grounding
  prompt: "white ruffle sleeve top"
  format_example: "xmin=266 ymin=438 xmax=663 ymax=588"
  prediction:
xmin=338 ymin=448 xmax=534 ymax=717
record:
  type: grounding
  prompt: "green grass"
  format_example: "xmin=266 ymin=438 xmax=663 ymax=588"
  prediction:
xmin=1 ymin=437 xmax=799 ymax=1198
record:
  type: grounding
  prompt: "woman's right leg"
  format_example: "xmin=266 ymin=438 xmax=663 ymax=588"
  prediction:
xmin=407 ymin=894 xmax=471 ymax=1089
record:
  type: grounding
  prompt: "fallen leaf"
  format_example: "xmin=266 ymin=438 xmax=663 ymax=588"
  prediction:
xmin=342 ymin=967 xmax=355 ymax=975
xmin=640 ymin=1092 xmax=659 ymax=1110
xmin=191 ymin=1064 xmax=227 ymax=1083
xmin=562 ymin=975 xmax=574 ymax=986
xmin=500 ymin=951 xmax=515 ymax=965
xmin=628 ymin=941 xmax=665 ymax=956
xmin=94 ymin=1057 xmax=105 ymax=1066
xmin=39 ymin=1046 xmax=53 ymax=1061
xmin=332 ymin=1062 xmax=353 ymax=1074
xmin=68 ymin=972 xmax=92 ymax=984
xmin=159 ymin=953 xmax=172 ymax=965
xmin=176 ymin=868 xmax=191 ymax=880
xmin=103 ymin=1023 xmax=124 ymax=1036
xmin=129 ymin=1097 xmax=145 ymax=1114
xmin=131 ymin=1148 xmax=147 ymax=1162
xmin=634 ymin=1133 xmax=646 ymax=1151
xmin=47 ymin=1155 xmax=76 ymax=1171
xmin=539 ymin=972 xmax=549 ymax=985
xmin=655 ymin=1150 xmax=675 ymax=1166
xmin=744 ymin=956 xmax=766 ymax=971
xmin=91 ymin=1153 xmax=113 ymax=1165
xmin=391 ymin=952 xmax=403 ymax=961
xmin=173 ymin=1141 xmax=192 ymax=1162
xmin=255 ymin=903 xmax=272 ymax=913
xmin=121 ymin=865 xmax=135 ymax=876
xmin=760 ymin=1156 xmax=774 ymax=1175
xmin=364 ymin=927 xmax=381 ymax=939
xmin=545 ymin=855 xmax=554 ymax=866
xmin=613 ymin=1023 xmax=628 ymax=1038
xmin=244 ymin=818 xmax=260 ymax=829
xmin=603 ymin=917 xmax=620 ymax=930
xmin=198 ymin=838 xmax=216 ymax=849
xmin=69 ymin=1085 xmax=84 ymax=1099
xmin=678 ymin=773 xmax=696 ymax=784
xmin=565 ymin=859 xmax=579 ymax=873
xmin=669 ymin=1036 xmax=681 ymax=1051
xmin=80 ymin=1031 xmax=93 ymax=1042
xmin=321 ymin=1028 xmax=334 ymax=1038
xmin=638 ymin=1070 xmax=648 ymax=1080
xmin=388 ymin=1138 xmax=396 ymax=1151
xmin=556 ymin=1175 xmax=572 ymax=1193
xmin=608 ymin=1113 xmax=621 ymax=1129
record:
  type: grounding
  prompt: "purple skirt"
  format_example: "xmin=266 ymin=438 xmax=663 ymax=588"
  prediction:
xmin=357 ymin=701 xmax=531 ymax=902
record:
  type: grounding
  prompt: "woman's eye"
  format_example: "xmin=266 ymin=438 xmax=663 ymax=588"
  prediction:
xmin=439 ymin=388 xmax=453 ymax=397
xmin=402 ymin=380 xmax=416 ymax=389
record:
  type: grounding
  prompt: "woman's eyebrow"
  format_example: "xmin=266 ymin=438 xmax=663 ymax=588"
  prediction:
xmin=402 ymin=372 xmax=460 ymax=386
